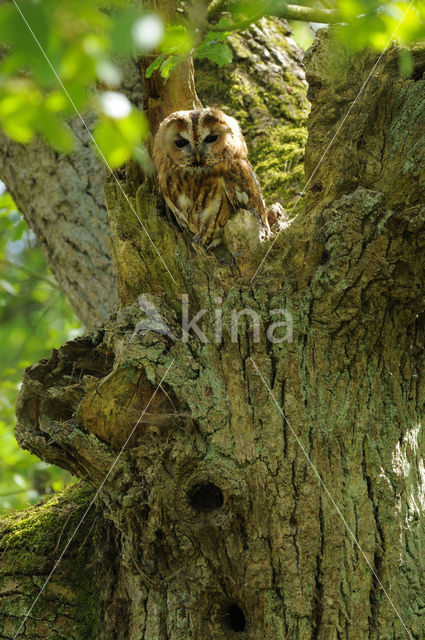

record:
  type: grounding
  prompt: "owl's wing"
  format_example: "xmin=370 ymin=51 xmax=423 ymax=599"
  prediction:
xmin=222 ymin=160 xmax=269 ymax=230
xmin=164 ymin=196 xmax=188 ymax=232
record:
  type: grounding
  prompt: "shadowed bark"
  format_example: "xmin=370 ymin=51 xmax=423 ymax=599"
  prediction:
xmin=3 ymin=18 xmax=425 ymax=640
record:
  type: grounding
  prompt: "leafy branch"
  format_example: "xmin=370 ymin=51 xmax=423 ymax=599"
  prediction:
xmin=146 ymin=0 xmax=341 ymax=81
xmin=146 ymin=25 xmax=233 ymax=80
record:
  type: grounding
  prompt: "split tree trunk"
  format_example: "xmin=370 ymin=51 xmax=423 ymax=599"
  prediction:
xmin=2 ymin=19 xmax=425 ymax=640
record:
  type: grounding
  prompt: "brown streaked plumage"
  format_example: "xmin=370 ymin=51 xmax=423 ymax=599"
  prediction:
xmin=152 ymin=107 xmax=270 ymax=249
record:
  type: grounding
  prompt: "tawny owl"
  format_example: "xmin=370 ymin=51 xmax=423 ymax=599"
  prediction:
xmin=152 ymin=107 xmax=271 ymax=250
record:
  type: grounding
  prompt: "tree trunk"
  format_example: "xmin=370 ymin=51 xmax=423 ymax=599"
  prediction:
xmin=3 ymin=18 xmax=425 ymax=640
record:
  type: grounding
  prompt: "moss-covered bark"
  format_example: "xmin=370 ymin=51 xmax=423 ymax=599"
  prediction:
xmin=0 ymin=483 xmax=103 ymax=639
xmin=3 ymin=17 xmax=425 ymax=640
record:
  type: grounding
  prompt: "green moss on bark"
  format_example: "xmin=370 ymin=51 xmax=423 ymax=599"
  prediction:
xmin=0 ymin=482 xmax=102 ymax=640
xmin=1 ymin=483 xmax=87 ymax=550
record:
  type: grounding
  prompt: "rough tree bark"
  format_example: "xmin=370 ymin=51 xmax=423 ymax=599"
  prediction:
xmin=2 ymin=13 xmax=425 ymax=640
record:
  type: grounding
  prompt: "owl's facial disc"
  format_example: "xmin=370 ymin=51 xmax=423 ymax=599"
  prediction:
xmin=175 ymin=137 xmax=189 ymax=149
xmin=204 ymin=133 xmax=219 ymax=144
xmin=164 ymin=112 xmax=235 ymax=170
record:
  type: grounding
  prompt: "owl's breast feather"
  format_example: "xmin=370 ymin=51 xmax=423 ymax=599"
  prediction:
xmin=177 ymin=193 xmax=192 ymax=211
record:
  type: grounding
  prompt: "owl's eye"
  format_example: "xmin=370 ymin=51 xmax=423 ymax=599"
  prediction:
xmin=175 ymin=138 xmax=189 ymax=149
xmin=204 ymin=134 xmax=219 ymax=144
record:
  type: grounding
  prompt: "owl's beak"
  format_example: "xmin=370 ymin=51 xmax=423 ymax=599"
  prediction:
xmin=195 ymin=152 xmax=201 ymax=164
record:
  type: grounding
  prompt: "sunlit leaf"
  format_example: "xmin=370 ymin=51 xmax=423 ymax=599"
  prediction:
xmin=145 ymin=53 xmax=167 ymax=78
xmin=60 ymin=44 xmax=97 ymax=83
xmin=45 ymin=91 xmax=69 ymax=113
xmin=0 ymin=192 xmax=16 ymax=215
xmin=95 ymin=119 xmax=130 ymax=165
xmin=94 ymin=119 xmax=132 ymax=166
xmin=115 ymin=109 xmax=148 ymax=143
xmin=0 ymin=280 xmax=17 ymax=296
xmin=94 ymin=105 xmax=148 ymax=166
xmin=194 ymin=41 xmax=233 ymax=67
xmin=37 ymin=111 xmax=75 ymax=152
xmin=160 ymin=54 xmax=186 ymax=78
xmin=337 ymin=0 xmax=381 ymax=20
xmin=3 ymin=121 xmax=34 ymax=144
xmin=32 ymin=283 xmax=52 ymax=303
xmin=160 ymin=24 xmax=194 ymax=55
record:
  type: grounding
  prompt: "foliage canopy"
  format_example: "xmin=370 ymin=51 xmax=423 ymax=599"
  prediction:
xmin=0 ymin=0 xmax=422 ymax=166
xmin=0 ymin=184 xmax=77 ymax=511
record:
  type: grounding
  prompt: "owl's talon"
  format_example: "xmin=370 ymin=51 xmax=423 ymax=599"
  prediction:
xmin=191 ymin=240 xmax=208 ymax=258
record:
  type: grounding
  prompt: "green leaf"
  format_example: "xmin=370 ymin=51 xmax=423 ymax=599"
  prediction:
xmin=145 ymin=53 xmax=167 ymax=78
xmin=160 ymin=54 xmax=186 ymax=79
xmin=0 ymin=280 xmax=17 ymax=296
xmin=193 ymin=41 xmax=233 ymax=67
xmin=145 ymin=24 xmax=194 ymax=79
xmin=1 ymin=119 xmax=35 ymax=144
xmin=337 ymin=0 xmax=381 ymax=20
xmin=94 ymin=119 xmax=132 ymax=166
xmin=160 ymin=24 xmax=193 ymax=55
xmin=116 ymin=109 xmax=149 ymax=144
xmin=0 ymin=3 xmax=58 ymax=88
xmin=45 ymin=91 xmax=69 ymax=113
xmin=0 ymin=185 xmax=80 ymax=511
xmin=0 ymin=88 xmax=40 ymax=143
xmin=60 ymin=44 xmax=98 ymax=83
xmin=0 ymin=192 xmax=16 ymax=216
xmin=94 ymin=110 xmax=148 ymax=167
xmin=11 ymin=218 xmax=27 ymax=242
xmin=204 ymin=23 xmax=231 ymax=42
xmin=108 ymin=8 xmax=141 ymax=57
xmin=37 ymin=111 xmax=75 ymax=153
xmin=228 ymin=0 xmax=278 ymax=20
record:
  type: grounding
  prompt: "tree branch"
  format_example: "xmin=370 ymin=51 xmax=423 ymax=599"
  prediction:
xmin=278 ymin=3 xmax=341 ymax=22
xmin=206 ymin=1 xmax=342 ymax=26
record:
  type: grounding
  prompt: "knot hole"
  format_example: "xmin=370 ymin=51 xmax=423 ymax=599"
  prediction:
xmin=188 ymin=483 xmax=224 ymax=512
